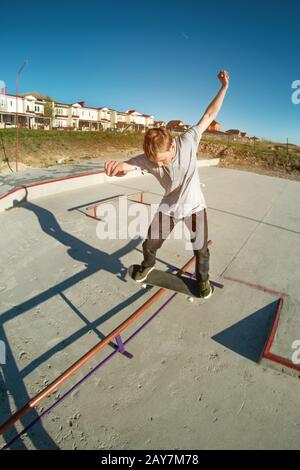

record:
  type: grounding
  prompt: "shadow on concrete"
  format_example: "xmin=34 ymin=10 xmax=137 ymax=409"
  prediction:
xmin=0 ymin=200 xmax=149 ymax=449
xmin=212 ymin=300 xmax=279 ymax=363
xmin=67 ymin=193 xmax=125 ymax=212
xmin=0 ymin=326 xmax=59 ymax=450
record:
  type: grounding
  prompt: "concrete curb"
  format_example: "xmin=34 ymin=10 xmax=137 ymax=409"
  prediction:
xmin=0 ymin=159 xmax=219 ymax=212
xmin=197 ymin=158 xmax=220 ymax=167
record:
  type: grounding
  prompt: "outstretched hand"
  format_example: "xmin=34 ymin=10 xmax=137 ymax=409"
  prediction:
xmin=218 ymin=70 xmax=229 ymax=88
xmin=105 ymin=160 xmax=131 ymax=177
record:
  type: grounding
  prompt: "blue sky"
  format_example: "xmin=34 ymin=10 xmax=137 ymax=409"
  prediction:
xmin=1 ymin=0 xmax=300 ymax=143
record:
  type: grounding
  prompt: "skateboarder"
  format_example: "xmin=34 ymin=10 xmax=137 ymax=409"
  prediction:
xmin=105 ymin=70 xmax=229 ymax=299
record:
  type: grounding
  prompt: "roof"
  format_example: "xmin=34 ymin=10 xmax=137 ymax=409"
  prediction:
xmin=3 ymin=93 xmax=27 ymax=99
xmin=55 ymin=102 xmax=71 ymax=107
xmin=167 ymin=120 xmax=185 ymax=126
xmin=226 ymin=129 xmax=241 ymax=134
xmin=20 ymin=91 xmax=54 ymax=101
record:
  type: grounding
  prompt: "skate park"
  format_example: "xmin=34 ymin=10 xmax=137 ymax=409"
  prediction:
xmin=0 ymin=162 xmax=299 ymax=450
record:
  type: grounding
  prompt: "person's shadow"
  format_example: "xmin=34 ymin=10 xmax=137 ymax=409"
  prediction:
xmin=0 ymin=200 xmax=146 ymax=449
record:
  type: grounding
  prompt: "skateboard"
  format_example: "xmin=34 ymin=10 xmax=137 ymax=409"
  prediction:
xmin=128 ymin=264 xmax=224 ymax=301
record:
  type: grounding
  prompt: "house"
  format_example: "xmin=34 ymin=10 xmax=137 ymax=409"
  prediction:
xmin=142 ymin=113 xmax=155 ymax=129
xmin=69 ymin=102 xmax=81 ymax=129
xmin=166 ymin=120 xmax=188 ymax=132
xmin=225 ymin=129 xmax=251 ymax=141
xmin=153 ymin=120 xmax=166 ymax=128
xmin=20 ymin=91 xmax=52 ymax=101
xmin=0 ymin=93 xmax=25 ymax=128
xmin=20 ymin=92 xmax=53 ymax=129
xmin=53 ymin=101 xmax=70 ymax=129
xmin=37 ymin=97 xmax=113 ymax=131
xmin=124 ymin=110 xmax=154 ymax=132
xmin=0 ymin=86 xmax=156 ymax=133
xmin=0 ymin=92 xmax=49 ymax=129
xmin=206 ymin=120 xmax=221 ymax=132
xmin=110 ymin=109 xmax=131 ymax=131
xmin=99 ymin=107 xmax=114 ymax=130
xmin=77 ymin=103 xmax=99 ymax=131
xmin=226 ymin=129 xmax=241 ymax=136
xmin=225 ymin=129 xmax=244 ymax=141
xmin=240 ymin=131 xmax=250 ymax=139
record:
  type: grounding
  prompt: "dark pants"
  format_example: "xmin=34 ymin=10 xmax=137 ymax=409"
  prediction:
xmin=141 ymin=209 xmax=210 ymax=282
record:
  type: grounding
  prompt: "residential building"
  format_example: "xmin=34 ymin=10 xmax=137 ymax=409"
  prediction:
xmin=0 ymin=87 xmax=237 ymax=140
xmin=206 ymin=120 xmax=221 ymax=132
xmin=166 ymin=120 xmax=188 ymax=132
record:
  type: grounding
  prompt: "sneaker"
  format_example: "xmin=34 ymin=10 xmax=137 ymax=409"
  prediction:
xmin=134 ymin=265 xmax=155 ymax=283
xmin=199 ymin=280 xmax=215 ymax=299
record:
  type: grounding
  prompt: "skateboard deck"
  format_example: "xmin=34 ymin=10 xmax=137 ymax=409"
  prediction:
xmin=128 ymin=264 xmax=223 ymax=299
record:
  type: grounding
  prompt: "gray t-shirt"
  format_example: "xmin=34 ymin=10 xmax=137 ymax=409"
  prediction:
xmin=127 ymin=124 xmax=206 ymax=218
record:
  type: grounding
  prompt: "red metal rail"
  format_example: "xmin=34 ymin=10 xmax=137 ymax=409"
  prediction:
xmin=84 ymin=191 xmax=149 ymax=221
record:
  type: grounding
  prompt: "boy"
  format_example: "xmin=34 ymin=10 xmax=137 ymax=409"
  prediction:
xmin=105 ymin=70 xmax=229 ymax=299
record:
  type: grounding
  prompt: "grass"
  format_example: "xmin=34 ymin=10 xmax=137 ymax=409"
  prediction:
xmin=0 ymin=128 xmax=145 ymax=167
xmin=201 ymin=135 xmax=300 ymax=172
xmin=0 ymin=128 xmax=144 ymax=146
xmin=0 ymin=128 xmax=299 ymax=176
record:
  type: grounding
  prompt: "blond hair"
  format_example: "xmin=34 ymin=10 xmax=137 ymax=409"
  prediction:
xmin=143 ymin=127 xmax=172 ymax=162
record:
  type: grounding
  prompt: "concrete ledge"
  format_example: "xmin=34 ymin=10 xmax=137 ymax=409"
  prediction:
xmin=198 ymin=158 xmax=220 ymax=167
xmin=0 ymin=170 xmax=146 ymax=212
xmin=0 ymin=159 xmax=219 ymax=212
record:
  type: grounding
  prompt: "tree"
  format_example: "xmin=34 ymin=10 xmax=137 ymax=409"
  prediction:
xmin=44 ymin=96 xmax=54 ymax=129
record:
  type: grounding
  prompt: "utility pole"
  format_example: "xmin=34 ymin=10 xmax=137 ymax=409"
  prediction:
xmin=15 ymin=60 xmax=27 ymax=172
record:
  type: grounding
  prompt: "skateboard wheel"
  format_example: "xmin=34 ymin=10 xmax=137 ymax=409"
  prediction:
xmin=187 ymin=296 xmax=194 ymax=302
xmin=141 ymin=283 xmax=147 ymax=289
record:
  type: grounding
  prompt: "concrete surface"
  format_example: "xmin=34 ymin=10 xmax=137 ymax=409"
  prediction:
xmin=0 ymin=166 xmax=299 ymax=450
xmin=0 ymin=162 xmax=105 ymax=197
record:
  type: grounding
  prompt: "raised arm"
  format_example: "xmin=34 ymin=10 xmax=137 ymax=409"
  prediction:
xmin=196 ymin=70 xmax=229 ymax=131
